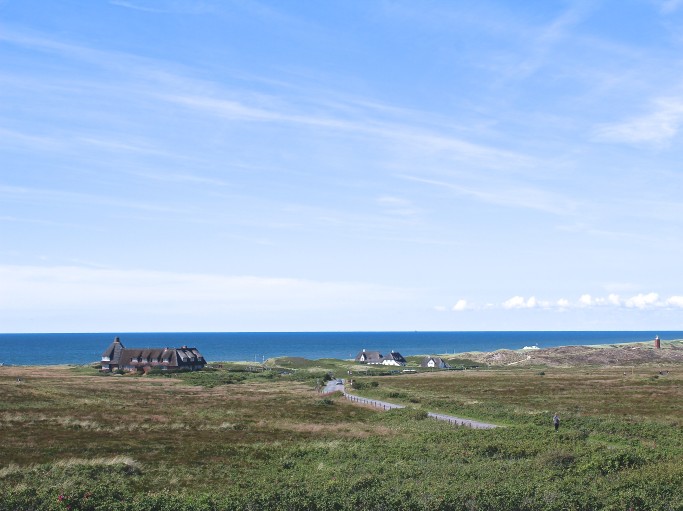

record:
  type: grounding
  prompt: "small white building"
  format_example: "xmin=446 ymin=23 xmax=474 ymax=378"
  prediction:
xmin=421 ymin=356 xmax=450 ymax=369
xmin=382 ymin=351 xmax=407 ymax=366
xmin=355 ymin=349 xmax=384 ymax=364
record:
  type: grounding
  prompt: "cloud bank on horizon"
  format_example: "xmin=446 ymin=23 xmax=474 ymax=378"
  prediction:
xmin=442 ymin=292 xmax=683 ymax=312
xmin=1 ymin=1 xmax=682 ymax=332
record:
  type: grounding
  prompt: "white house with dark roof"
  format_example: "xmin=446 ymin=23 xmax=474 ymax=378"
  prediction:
xmin=421 ymin=356 xmax=451 ymax=369
xmin=354 ymin=349 xmax=384 ymax=364
xmin=382 ymin=350 xmax=407 ymax=366
xmin=101 ymin=337 xmax=206 ymax=372
xmin=355 ymin=349 xmax=407 ymax=366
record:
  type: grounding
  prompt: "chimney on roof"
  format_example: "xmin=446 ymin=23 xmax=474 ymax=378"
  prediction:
xmin=114 ymin=337 xmax=120 ymax=343
xmin=362 ymin=348 xmax=366 ymax=352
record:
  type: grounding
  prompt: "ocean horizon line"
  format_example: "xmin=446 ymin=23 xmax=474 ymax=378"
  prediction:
xmin=0 ymin=329 xmax=671 ymax=335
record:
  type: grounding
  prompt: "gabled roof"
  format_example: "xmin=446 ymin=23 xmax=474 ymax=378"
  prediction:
xmin=421 ymin=356 xmax=450 ymax=368
xmin=102 ymin=337 xmax=125 ymax=360
xmin=355 ymin=350 xmax=384 ymax=363
xmin=102 ymin=337 xmax=206 ymax=370
xmin=119 ymin=347 xmax=205 ymax=366
xmin=385 ymin=351 xmax=407 ymax=363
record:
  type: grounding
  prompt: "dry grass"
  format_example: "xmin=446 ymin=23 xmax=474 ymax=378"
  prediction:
xmin=354 ymin=364 xmax=683 ymax=423
xmin=0 ymin=365 xmax=383 ymax=468
xmin=1 ymin=359 xmax=682 ymax=509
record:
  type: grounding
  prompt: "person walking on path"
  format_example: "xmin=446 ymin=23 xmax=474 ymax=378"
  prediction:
xmin=553 ymin=413 xmax=560 ymax=432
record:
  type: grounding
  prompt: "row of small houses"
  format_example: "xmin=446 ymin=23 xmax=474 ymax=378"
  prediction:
xmin=355 ymin=349 xmax=451 ymax=369
xmin=100 ymin=337 xmax=451 ymax=373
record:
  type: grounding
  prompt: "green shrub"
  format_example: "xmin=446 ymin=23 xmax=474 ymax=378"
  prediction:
xmin=409 ymin=410 xmax=429 ymax=421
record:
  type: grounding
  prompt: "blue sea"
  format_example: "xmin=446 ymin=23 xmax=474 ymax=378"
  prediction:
xmin=0 ymin=331 xmax=680 ymax=366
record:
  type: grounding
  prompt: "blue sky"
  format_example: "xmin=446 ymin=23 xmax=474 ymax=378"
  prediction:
xmin=1 ymin=0 xmax=682 ymax=333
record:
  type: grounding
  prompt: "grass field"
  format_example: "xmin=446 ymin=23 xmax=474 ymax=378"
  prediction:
xmin=0 ymin=356 xmax=681 ymax=510
xmin=350 ymin=365 xmax=683 ymax=423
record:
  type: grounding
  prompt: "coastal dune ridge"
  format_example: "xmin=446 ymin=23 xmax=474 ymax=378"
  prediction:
xmin=438 ymin=339 xmax=683 ymax=368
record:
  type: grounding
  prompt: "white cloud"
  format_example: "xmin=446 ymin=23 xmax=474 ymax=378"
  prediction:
xmin=502 ymin=296 xmax=538 ymax=309
xmin=503 ymin=296 xmax=525 ymax=309
xmin=452 ymin=299 xmax=468 ymax=312
xmin=578 ymin=294 xmax=594 ymax=307
xmin=666 ymin=296 xmax=683 ymax=307
xmin=624 ymin=292 xmax=660 ymax=309
xmin=496 ymin=292 xmax=680 ymax=311
xmin=607 ymin=293 xmax=621 ymax=306
xmin=556 ymin=298 xmax=570 ymax=308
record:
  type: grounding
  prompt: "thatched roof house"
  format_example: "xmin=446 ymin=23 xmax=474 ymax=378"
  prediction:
xmin=101 ymin=337 xmax=206 ymax=372
xmin=354 ymin=349 xmax=384 ymax=364
xmin=421 ymin=356 xmax=451 ymax=369
xmin=355 ymin=349 xmax=407 ymax=366
xmin=382 ymin=350 xmax=407 ymax=366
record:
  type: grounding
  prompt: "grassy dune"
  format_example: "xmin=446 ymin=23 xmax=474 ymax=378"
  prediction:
xmin=0 ymin=350 xmax=682 ymax=510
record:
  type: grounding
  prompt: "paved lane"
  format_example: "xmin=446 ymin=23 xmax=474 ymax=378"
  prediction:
xmin=425 ymin=410 xmax=497 ymax=429
xmin=322 ymin=378 xmax=346 ymax=394
xmin=321 ymin=379 xmax=497 ymax=429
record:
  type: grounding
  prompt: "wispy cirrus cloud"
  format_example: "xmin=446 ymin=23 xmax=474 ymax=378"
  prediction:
xmin=163 ymin=93 xmax=535 ymax=172
xmin=510 ymin=2 xmax=594 ymax=80
xmin=2 ymin=26 xmax=538 ymax=179
xmin=593 ymin=97 xmax=683 ymax=146
xmin=403 ymin=175 xmax=577 ymax=216
xmin=109 ymin=0 xmax=170 ymax=13
xmin=376 ymin=196 xmax=421 ymax=219
xmin=654 ymin=0 xmax=683 ymax=14
xmin=0 ymin=185 xmax=183 ymax=214
xmin=109 ymin=0 xmax=219 ymax=15
xmin=76 ymin=136 xmax=171 ymax=156
xmin=128 ymin=171 xmax=232 ymax=187
xmin=0 ymin=127 xmax=64 ymax=151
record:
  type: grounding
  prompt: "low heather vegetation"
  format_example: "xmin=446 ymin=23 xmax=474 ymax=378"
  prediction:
xmin=0 ymin=356 xmax=681 ymax=510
